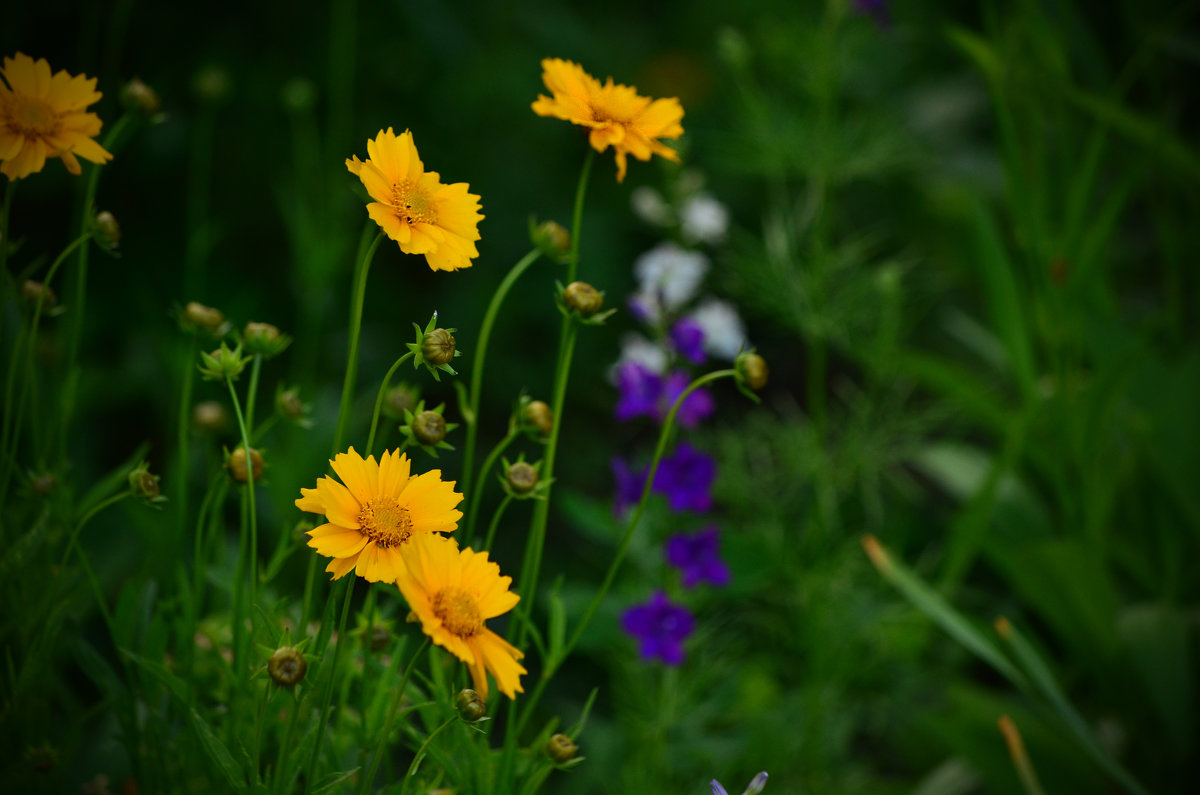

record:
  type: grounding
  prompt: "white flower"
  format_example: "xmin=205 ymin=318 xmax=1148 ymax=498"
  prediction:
xmin=612 ymin=333 xmax=667 ymax=378
xmin=633 ymin=243 xmax=709 ymax=319
xmin=630 ymin=186 xmax=672 ymax=226
xmin=689 ymin=299 xmax=747 ymax=360
xmin=681 ymin=194 xmax=729 ymax=245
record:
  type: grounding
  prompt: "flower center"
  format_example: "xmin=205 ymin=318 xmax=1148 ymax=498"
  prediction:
xmin=391 ymin=179 xmax=438 ymax=226
xmin=356 ymin=498 xmax=413 ymax=548
xmin=432 ymin=586 xmax=482 ymax=637
xmin=6 ymin=97 xmax=59 ymax=137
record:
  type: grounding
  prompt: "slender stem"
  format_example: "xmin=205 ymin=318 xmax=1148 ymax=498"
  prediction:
xmin=333 ymin=232 xmax=384 ymax=455
xmin=252 ymin=681 xmax=272 ymax=788
xmin=365 ymin=351 xmax=416 ymax=456
xmin=398 ymin=716 xmax=456 ymax=795
xmin=176 ymin=332 xmax=198 ymax=546
xmin=63 ymin=491 xmax=131 ymax=568
xmin=245 ymin=354 xmax=264 ymax=434
xmin=482 ymin=493 xmax=514 ymax=554
xmin=306 ymin=577 xmax=357 ymax=787
xmin=272 ymin=693 xmax=303 ymax=795
xmin=464 ymin=426 xmax=517 ymax=547
xmin=357 ymin=637 xmax=430 ymax=795
xmin=0 ymin=179 xmax=15 ymax=276
xmin=566 ymin=151 xmax=594 ymax=284
xmin=461 ymin=248 xmax=541 ymax=502
xmin=516 ymin=370 xmax=738 ymax=735
xmin=225 ymin=374 xmax=259 ymax=640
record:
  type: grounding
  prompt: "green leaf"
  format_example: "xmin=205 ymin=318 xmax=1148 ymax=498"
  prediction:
xmin=188 ymin=706 xmax=247 ymax=790
xmin=1116 ymin=604 xmax=1193 ymax=758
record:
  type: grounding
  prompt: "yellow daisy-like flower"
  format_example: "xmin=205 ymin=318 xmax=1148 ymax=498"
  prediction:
xmin=346 ymin=128 xmax=483 ymax=272
xmin=0 ymin=53 xmax=113 ymax=180
xmin=532 ymin=58 xmax=684 ymax=183
xmin=295 ymin=447 xmax=463 ymax=582
xmin=397 ymin=532 xmax=526 ymax=700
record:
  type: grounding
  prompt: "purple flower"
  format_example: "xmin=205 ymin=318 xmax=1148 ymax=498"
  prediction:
xmin=614 ymin=361 xmax=663 ymax=422
xmin=653 ymin=442 xmax=716 ymax=513
xmin=669 ymin=317 xmax=707 ymax=365
xmin=660 ymin=369 xmax=715 ymax=428
xmin=665 ymin=526 xmax=730 ymax=588
xmin=611 ymin=457 xmax=646 ymax=518
xmin=712 ymin=772 xmax=769 ymax=795
xmin=621 ymin=591 xmax=694 ymax=665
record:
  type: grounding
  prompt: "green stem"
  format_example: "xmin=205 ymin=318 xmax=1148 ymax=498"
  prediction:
xmin=245 ymin=354 xmax=264 ymax=434
xmin=225 ymin=374 xmax=259 ymax=649
xmin=461 ymin=248 xmax=541 ymax=502
xmin=398 ymin=717 xmax=456 ymax=795
xmin=306 ymin=577 xmax=357 ymax=787
xmin=357 ymin=637 xmax=430 ymax=795
xmin=272 ymin=693 xmax=303 ymax=795
xmin=333 ymin=231 xmax=384 ymax=455
xmin=176 ymin=332 xmax=198 ymax=547
xmin=0 ymin=178 xmax=15 ymax=277
xmin=566 ymin=151 xmax=594 ymax=284
xmin=464 ymin=426 xmax=518 ymax=547
xmin=365 ymin=351 xmax=416 ymax=456
xmin=482 ymin=493 xmax=514 ymax=554
xmin=516 ymin=370 xmax=738 ymax=735
xmin=63 ymin=491 xmax=130 ymax=569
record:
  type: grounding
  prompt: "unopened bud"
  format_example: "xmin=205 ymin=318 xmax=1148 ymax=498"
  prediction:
xmin=227 ymin=446 xmax=264 ymax=484
xmin=30 ymin=473 xmax=56 ymax=497
xmin=506 ymin=462 xmax=538 ymax=494
xmin=276 ymin=387 xmax=306 ymax=421
xmin=455 ymin=688 xmax=487 ymax=722
xmin=93 ymin=211 xmax=120 ymax=250
xmin=532 ymin=220 xmax=570 ymax=260
xmin=194 ymin=65 xmax=231 ymax=104
xmin=280 ymin=77 xmax=317 ymax=114
xmin=267 ymin=646 xmax=307 ymax=687
xmin=21 ymin=280 xmax=56 ymax=307
xmin=546 ymin=733 xmax=578 ymax=763
xmin=184 ymin=302 xmax=226 ymax=334
xmin=421 ymin=328 xmax=457 ymax=366
xmin=243 ymin=321 xmax=291 ymax=358
xmin=193 ymin=400 xmax=229 ymax=433
xmin=562 ymin=281 xmax=603 ymax=317
xmin=736 ymin=352 xmax=768 ymax=390
xmin=121 ymin=77 xmax=161 ymax=115
xmin=521 ymin=400 xmax=553 ymax=436
xmin=198 ymin=342 xmax=249 ymax=381
xmin=383 ymin=383 xmax=419 ymax=420
xmin=412 ymin=411 xmax=447 ymax=446
xmin=129 ymin=469 xmax=160 ymax=500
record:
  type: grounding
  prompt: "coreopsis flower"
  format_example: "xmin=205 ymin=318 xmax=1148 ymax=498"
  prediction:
xmin=532 ymin=58 xmax=684 ymax=182
xmin=621 ymin=591 xmax=694 ymax=665
xmin=396 ymin=532 xmax=526 ymax=700
xmin=346 ymin=128 xmax=483 ymax=271
xmin=0 ymin=53 xmax=113 ymax=180
xmin=665 ymin=526 xmax=730 ymax=588
xmin=653 ymin=441 xmax=716 ymax=513
xmin=295 ymin=447 xmax=463 ymax=582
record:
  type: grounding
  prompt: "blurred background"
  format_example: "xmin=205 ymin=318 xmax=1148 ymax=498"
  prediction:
xmin=3 ymin=0 xmax=1199 ymax=792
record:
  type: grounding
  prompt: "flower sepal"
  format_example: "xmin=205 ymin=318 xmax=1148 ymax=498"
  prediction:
xmin=399 ymin=400 xmax=458 ymax=457
xmin=405 ymin=313 xmax=461 ymax=381
xmin=555 ymin=281 xmax=617 ymax=325
xmin=499 ymin=455 xmax=552 ymax=500
xmin=198 ymin=341 xmax=250 ymax=381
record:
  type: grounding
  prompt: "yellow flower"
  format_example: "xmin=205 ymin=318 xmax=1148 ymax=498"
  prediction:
xmin=295 ymin=447 xmax=463 ymax=582
xmin=0 ymin=53 xmax=113 ymax=180
xmin=397 ymin=532 xmax=526 ymax=700
xmin=532 ymin=58 xmax=684 ymax=183
xmin=346 ymin=128 xmax=483 ymax=272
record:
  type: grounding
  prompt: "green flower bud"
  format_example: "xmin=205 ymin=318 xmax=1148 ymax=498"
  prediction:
xmin=21 ymin=280 xmax=56 ymax=308
xmin=30 ymin=472 xmax=56 ymax=498
xmin=121 ymin=77 xmax=161 ymax=115
xmin=280 ymin=77 xmax=317 ymax=114
xmin=531 ymin=219 xmax=570 ymax=260
xmin=267 ymin=646 xmax=307 ymax=687
xmin=243 ymin=321 xmax=292 ymax=358
xmin=422 ymin=328 xmax=457 ymax=366
xmin=227 ymin=446 xmax=264 ymax=484
xmin=276 ymin=386 xmax=307 ymax=422
xmin=520 ymin=400 xmax=553 ymax=436
xmin=198 ymin=342 xmax=249 ymax=381
xmin=193 ymin=400 xmax=229 ymax=433
xmin=546 ymin=733 xmax=578 ymax=763
xmin=562 ymin=281 xmax=604 ymax=317
xmin=412 ymin=411 xmax=447 ymax=446
xmin=193 ymin=65 xmax=231 ymax=104
xmin=455 ymin=688 xmax=487 ymax=722
xmin=736 ymin=351 xmax=768 ymax=391
xmin=506 ymin=461 xmax=538 ymax=494
xmin=128 ymin=461 xmax=166 ymax=507
xmin=382 ymin=382 xmax=419 ymax=420
xmin=184 ymin=302 xmax=227 ymax=335
xmin=93 ymin=211 xmax=120 ymax=250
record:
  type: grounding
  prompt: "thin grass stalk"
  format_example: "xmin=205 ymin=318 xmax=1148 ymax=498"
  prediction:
xmin=306 ymin=577 xmax=358 ymax=788
xmin=357 ymin=637 xmax=431 ymax=795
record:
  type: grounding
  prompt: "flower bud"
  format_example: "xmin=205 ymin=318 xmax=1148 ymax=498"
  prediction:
xmin=193 ymin=400 xmax=229 ymax=433
xmin=369 ymin=624 xmax=390 ymax=652
xmin=30 ymin=472 xmax=56 ymax=497
xmin=280 ymin=77 xmax=317 ymax=114
xmin=506 ymin=461 xmax=538 ymax=494
xmin=455 ymin=688 xmax=487 ymax=722
xmin=276 ymin=387 xmax=306 ymax=421
xmin=121 ymin=77 xmax=161 ymax=115
xmin=128 ymin=467 xmax=161 ymax=501
xmin=243 ymin=321 xmax=291 ymax=358
xmin=183 ymin=302 xmax=226 ymax=335
xmin=532 ymin=219 xmax=570 ymax=260
xmin=736 ymin=352 xmax=768 ymax=390
xmin=267 ymin=646 xmax=307 ymax=687
xmin=562 ymin=281 xmax=603 ymax=317
xmin=198 ymin=342 xmax=249 ymax=381
xmin=520 ymin=400 xmax=553 ymax=436
xmin=21 ymin=280 xmax=56 ymax=307
xmin=421 ymin=328 xmax=457 ymax=366
xmin=546 ymin=733 xmax=578 ymax=763
xmin=412 ymin=411 xmax=447 ymax=446
xmin=227 ymin=446 xmax=264 ymax=484
xmin=193 ymin=65 xmax=231 ymax=104
xmin=383 ymin=382 xmax=419 ymax=420
xmin=93 ymin=211 xmax=120 ymax=250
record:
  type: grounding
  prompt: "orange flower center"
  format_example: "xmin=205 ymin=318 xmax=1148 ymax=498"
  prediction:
xmin=357 ymin=498 xmax=413 ymax=548
xmin=391 ymin=180 xmax=438 ymax=226
xmin=432 ymin=586 xmax=482 ymax=637
xmin=6 ymin=96 xmax=60 ymax=138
